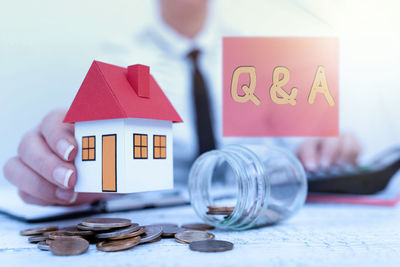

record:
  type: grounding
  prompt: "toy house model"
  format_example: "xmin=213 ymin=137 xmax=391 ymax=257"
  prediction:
xmin=64 ymin=61 xmax=182 ymax=193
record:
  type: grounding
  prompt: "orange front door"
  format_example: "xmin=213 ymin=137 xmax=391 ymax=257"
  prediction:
xmin=102 ymin=134 xmax=116 ymax=192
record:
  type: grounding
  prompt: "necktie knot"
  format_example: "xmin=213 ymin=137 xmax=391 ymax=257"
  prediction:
xmin=188 ymin=49 xmax=200 ymax=64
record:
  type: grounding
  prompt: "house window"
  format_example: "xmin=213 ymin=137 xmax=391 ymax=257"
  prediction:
xmin=153 ymin=135 xmax=166 ymax=159
xmin=133 ymin=134 xmax=148 ymax=159
xmin=82 ymin=136 xmax=96 ymax=161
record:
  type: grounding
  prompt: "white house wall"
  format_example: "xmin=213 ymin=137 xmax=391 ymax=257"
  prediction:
xmin=74 ymin=119 xmax=125 ymax=193
xmin=122 ymin=118 xmax=173 ymax=193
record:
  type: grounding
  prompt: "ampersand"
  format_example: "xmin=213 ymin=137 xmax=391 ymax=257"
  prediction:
xmin=269 ymin=66 xmax=298 ymax=105
xmin=230 ymin=66 xmax=261 ymax=106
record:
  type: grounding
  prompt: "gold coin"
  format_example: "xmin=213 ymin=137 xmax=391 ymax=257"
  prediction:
xmin=174 ymin=230 xmax=215 ymax=244
xmin=181 ymin=223 xmax=215 ymax=231
xmin=81 ymin=218 xmax=131 ymax=228
xmin=108 ymin=227 xmax=146 ymax=240
xmin=50 ymin=236 xmax=89 ymax=256
xmin=20 ymin=226 xmax=59 ymax=236
xmin=96 ymin=236 xmax=141 ymax=252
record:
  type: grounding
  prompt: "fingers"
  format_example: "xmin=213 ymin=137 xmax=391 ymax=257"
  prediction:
xmin=39 ymin=109 xmax=77 ymax=161
xmin=296 ymin=139 xmax=319 ymax=171
xmin=18 ymin=190 xmax=51 ymax=206
xmin=335 ymin=133 xmax=361 ymax=166
xmin=3 ymin=157 xmax=77 ymax=205
xmin=17 ymin=130 xmax=76 ymax=189
xmin=318 ymin=138 xmax=341 ymax=169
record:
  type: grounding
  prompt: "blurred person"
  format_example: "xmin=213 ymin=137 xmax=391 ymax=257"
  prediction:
xmin=3 ymin=0 xmax=361 ymax=206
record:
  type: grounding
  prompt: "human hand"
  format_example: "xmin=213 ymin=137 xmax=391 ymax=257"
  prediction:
xmin=3 ymin=109 xmax=104 ymax=206
xmin=296 ymin=133 xmax=361 ymax=172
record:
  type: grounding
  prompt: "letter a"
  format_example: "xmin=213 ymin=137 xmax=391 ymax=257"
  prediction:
xmin=308 ymin=66 xmax=335 ymax=106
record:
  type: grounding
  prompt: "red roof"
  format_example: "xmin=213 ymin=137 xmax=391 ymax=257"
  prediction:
xmin=64 ymin=61 xmax=183 ymax=123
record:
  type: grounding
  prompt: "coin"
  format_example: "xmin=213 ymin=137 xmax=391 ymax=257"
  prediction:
xmin=48 ymin=231 xmax=69 ymax=240
xmin=207 ymin=206 xmax=235 ymax=212
xmin=37 ymin=241 xmax=50 ymax=251
xmin=96 ymin=236 xmax=141 ymax=252
xmin=20 ymin=226 xmax=59 ymax=236
xmin=174 ymin=230 xmax=215 ymax=244
xmin=139 ymin=226 xmax=163 ymax=244
xmin=50 ymin=237 xmax=89 ymax=256
xmin=108 ymin=227 xmax=146 ymax=240
xmin=28 ymin=235 xmax=47 ymax=243
xmin=82 ymin=218 xmax=131 ymax=228
xmin=147 ymin=236 xmax=162 ymax=243
xmin=77 ymin=223 xmax=114 ymax=231
xmin=189 ymin=240 xmax=234 ymax=252
xmin=96 ymin=223 xmax=140 ymax=239
xmin=161 ymin=226 xmax=183 ymax=238
xmin=64 ymin=228 xmax=94 ymax=237
xmin=181 ymin=223 xmax=215 ymax=231
xmin=149 ymin=223 xmax=178 ymax=228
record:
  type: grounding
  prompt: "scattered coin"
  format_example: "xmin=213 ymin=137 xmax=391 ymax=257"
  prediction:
xmin=64 ymin=228 xmax=94 ymax=237
xmin=96 ymin=223 xmax=140 ymax=239
xmin=147 ymin=236 xmax=162 ymax=244
xmin=206 ymin=206 xmax=235 ymax=215
xmin=174 ymin=230 xmax=215 ymax=244
xmin=140 ymin=226 xmax=163 ymax=244
xmin=37 ymin=241 xmax=50 ymax=251
xmin=181 ymin=223 xmax=215 ymax=231
xmin=189 ymin=240 xmax=234 ymax=252
xmin=28 ymin=235 xmax=47 ymax=243
xmin=82 ymin=218 xmax=131 ymax=228
xmin=77 ymin=223 xmax=113 ymax=232
xmin=161 ymin=226 xmax=184 ymax=238
xmin=20 ymin=226 xmax=59 ymax=236
xmin=96 ymin=236 xmax=141 ymax=252
xmin=50 ymin=237 xmax=89 ymax=256
xmin=149 ymin=223 xmax=178 ymax=228
xmin=108 ymin=227 xmax=146 ymax=240
xmin=48 ymin=231 xmax=70 ymax=240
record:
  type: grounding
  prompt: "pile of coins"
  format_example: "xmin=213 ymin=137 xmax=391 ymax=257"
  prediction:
xmin=20 ymin=217 xmax=234 ymax=255
xmin=207 ymin=206 xmax=235 ymax=215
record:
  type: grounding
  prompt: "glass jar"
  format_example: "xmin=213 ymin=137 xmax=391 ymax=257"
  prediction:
xmin=188 ymin=144 xmax=307 ymax=230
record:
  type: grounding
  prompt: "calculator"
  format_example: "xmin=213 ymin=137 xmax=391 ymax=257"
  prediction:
xmin=307 ymin=147 xmax=400 ymax=195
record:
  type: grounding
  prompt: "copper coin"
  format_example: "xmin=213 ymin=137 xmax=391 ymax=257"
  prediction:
xmin=161 ymin=226 xmax=184 ymax=238
xmin=20 ymin=226 xmax=59 ymax=236
xmin=96 ymin=224 xmax=140 ymax=239
xmin=28 ymin=235 xmax=47 ymax=243
xmin=189 ymin=240 xmax=234 ymax=252
xmin=96 ymin=236 xmax=141 ymax=252
xmin=81 ymin=218 xmax=131 ymax=228
xmin=207 ymin=206 xmax=235 ymax=213
xmin=174 ymin=230 xmax=215 ymax=244
xmin=37 ymin=241 xmax=50 ymax=251
xmin=48 ymin=231 xmax=68 ymax=239
xmin=50 ymin=237 xmax=89 ymax=256
xmin=139 ymin=226 xmax=163 ymax=244
xmin=108 ymin=227 xmax=146 ymax=240
xmin=147 ymin=236 xmax=162 ymax=243
xmin=181 ymin=223 xmax=215 ymax=231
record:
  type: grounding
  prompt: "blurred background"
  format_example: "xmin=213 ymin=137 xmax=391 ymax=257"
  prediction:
xmin=1 ymin=0 xmax=400 ymax=186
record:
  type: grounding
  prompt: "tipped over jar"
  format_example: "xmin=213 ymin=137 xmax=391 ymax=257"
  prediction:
xmin=188 ymin=145 xmax=307 ymax=230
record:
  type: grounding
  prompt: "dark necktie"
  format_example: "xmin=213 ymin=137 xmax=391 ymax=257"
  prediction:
xmin=188 ymin=50 xmax=216 ymax=155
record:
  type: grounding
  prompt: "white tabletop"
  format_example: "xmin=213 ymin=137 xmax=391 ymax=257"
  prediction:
xmin=0 ymin=203 xmax=399 ymax=267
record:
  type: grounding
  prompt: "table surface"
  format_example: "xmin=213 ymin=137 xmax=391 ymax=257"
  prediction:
xmin=0 ymin=203 xmax=399 ymax=267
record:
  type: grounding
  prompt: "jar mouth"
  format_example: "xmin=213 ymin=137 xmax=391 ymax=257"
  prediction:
xmin=188 ymin=145 xmax=270 ymax=230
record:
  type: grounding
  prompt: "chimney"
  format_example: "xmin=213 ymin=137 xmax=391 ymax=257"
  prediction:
xmin=127 ymin=64 xmax=150 ymax=98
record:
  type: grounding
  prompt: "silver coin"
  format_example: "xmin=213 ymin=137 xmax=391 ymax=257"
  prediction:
xmin=96 ymin=224 xmax=140 ymax=239
xmin=139 ymin=226 xmax=162 ymax=244
xmin=37 ymin=241 xmax=50 ymax=251
xmin=175 ymin=230 xmax=215 ymax=244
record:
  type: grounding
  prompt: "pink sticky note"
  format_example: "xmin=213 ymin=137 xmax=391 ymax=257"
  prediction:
xmin=223 ymin=37 xmax=339 ymax=137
